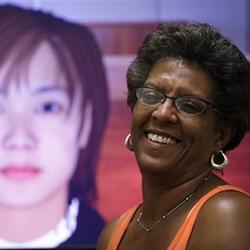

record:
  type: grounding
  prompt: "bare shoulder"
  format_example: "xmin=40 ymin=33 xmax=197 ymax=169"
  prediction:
xmin=189 ymin=189 xmax=250 ymax=249
xmin=96 ymin=217 xmax=120 ymax=250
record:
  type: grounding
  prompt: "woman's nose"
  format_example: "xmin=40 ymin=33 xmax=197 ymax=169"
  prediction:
xmin=151 ymin=98 xmax=178 ymax=123
xmin=2 ymin=118 xmax=37 ymax=150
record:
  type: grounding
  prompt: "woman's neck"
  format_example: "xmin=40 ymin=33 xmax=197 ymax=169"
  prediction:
xmin=0 ymin=187 xmax=68 ymax=242
xmin=141 ymin=170 xmax=213 ymax=223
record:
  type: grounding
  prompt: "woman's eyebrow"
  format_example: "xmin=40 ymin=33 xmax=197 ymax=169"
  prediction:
xmin=32 ymin=85 xmax=67 ymax=95
xmin=0 ymin=85 xmax=68 ymax=98
xmin=144 ymin=81 xmax=155 ymax=87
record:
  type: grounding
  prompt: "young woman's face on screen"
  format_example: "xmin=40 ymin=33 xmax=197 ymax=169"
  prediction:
xmin=0 ymin=41 xmax=91 ymax=208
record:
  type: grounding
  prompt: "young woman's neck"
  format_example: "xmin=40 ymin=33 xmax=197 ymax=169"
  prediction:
xmin=0 ymin=187 xmax=68 ymax=242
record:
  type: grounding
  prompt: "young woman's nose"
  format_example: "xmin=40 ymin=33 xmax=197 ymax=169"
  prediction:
xmin=151 ymin=98 xmax=178 ymax=123
xmin=2 ymin=117 xmax=37 ymax=150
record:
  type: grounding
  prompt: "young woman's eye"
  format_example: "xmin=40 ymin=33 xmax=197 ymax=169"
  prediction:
xmin=35 ymin=102 xmax=64 ymax=114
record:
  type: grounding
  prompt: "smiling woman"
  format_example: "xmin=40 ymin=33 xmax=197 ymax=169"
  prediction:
xmin=97 ymin=22 xmax=250 ymax=250
xmin=0 ymin=4 xmax=109 ymax=248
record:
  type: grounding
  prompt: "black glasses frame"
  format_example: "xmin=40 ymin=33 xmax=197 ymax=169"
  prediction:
xmin=135 ymin=86 xmax=221 ymax=116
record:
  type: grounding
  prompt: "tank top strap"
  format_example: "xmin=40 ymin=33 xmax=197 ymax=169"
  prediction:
xmin=168 ymin=185 xmax=249 ymax=250
xmin=107 ymin=205 xmax=140 ymax=250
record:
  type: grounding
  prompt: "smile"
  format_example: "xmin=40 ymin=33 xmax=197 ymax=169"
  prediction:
xmin=147 ymin=133 xmax=177 ymax=145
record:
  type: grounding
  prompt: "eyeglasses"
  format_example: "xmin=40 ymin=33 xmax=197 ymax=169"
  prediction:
xmin=135 ymin=87 xmax=221 ymax=116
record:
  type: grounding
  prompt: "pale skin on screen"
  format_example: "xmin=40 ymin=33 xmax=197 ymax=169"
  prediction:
xmin=0 ymin=41 xmax=92 ymax=242
xmin=97 ymin=59 xmax=250 ymax=250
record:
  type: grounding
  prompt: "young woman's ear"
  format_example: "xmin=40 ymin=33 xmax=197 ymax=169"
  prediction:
xmin=79 ymin=102 xmax=93 ymax=149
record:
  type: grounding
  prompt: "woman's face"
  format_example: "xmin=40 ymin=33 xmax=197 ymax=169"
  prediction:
xmin=131 ymin=59 xmax=225 ymax=182
xmin=0 ymin=42 xmax=90 ymax=208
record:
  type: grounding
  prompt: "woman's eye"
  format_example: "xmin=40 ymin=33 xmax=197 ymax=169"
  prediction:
xmin=182 ymin=102 xmax=201 ymax=112
xmin=35 ymin=102 xmax=64 ymax=114
xmin=178 ymin=98 xmax=205 ymax=114
xmin=143 ymin=91 xmax=162 ymax=101
xmin=144 ymin=91 xmax=157 ymax=98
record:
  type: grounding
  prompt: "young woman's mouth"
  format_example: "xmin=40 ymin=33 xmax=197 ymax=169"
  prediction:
xmin=0 ymin=165 xmax=42 ymax=181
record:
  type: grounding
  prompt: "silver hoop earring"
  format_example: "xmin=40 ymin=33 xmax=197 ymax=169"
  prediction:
xmin=124 ymin=133 xmax=134 ymax=151
xmin=210 ymin=150 xmax=228 ymax=170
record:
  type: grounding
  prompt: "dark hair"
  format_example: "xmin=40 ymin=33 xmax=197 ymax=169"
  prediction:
xmin=127 ymin=22 xmax=250 ymax=152
xmin=0 ymin=4 xmax=109 ymax=204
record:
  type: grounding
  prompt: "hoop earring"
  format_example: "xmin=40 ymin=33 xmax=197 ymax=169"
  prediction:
xmin=124 ymin=133 xmax=134 ymax=151
xmin=210 ymin=150 xmax=228 ymax=170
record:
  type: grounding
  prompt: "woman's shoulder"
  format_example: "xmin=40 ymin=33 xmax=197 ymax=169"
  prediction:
xmin=203 ymin=185 xmax=249 ymax=216
xmin=96 ymin=217 xmax=120 ymax=250
xmin=203 ymin=187 xmax=249 ymax=222
xmin=189 ymin=186 xmax=250 ymax=249
xmin=96 ymin=205 xmax=140 ymax=250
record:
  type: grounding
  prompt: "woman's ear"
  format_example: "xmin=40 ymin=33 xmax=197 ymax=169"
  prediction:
xmin=215 ymin=121 xmax=236 ymax=150
xmin=79 ymin=102 xmax=93 ymax=149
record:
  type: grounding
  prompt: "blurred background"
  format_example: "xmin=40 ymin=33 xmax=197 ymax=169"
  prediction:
xmin=1 ymin=0 xmax=249 ymax=223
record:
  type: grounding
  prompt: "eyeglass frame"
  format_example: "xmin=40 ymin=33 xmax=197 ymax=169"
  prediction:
xmin=135 ymin=86 xmax=222 ymax=116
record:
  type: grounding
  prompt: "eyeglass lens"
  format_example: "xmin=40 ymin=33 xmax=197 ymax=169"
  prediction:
xmin=136 ymin=87 xmax=207 ymax=115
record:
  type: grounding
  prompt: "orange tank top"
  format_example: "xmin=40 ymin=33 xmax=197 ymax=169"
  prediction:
xmin=107 ymin=185 xmax=249 ymax=250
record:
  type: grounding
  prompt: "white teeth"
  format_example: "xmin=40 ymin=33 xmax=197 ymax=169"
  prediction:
xmin=147 ymin=133 xmax=177 ymax=145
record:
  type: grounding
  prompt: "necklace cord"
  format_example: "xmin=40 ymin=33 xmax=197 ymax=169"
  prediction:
xmin=136 ymin=175 xmax=210 ymax=232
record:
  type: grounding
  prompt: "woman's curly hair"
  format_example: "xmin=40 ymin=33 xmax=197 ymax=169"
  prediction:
xmin=127 ymin=22 xmax=250 ymax=152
